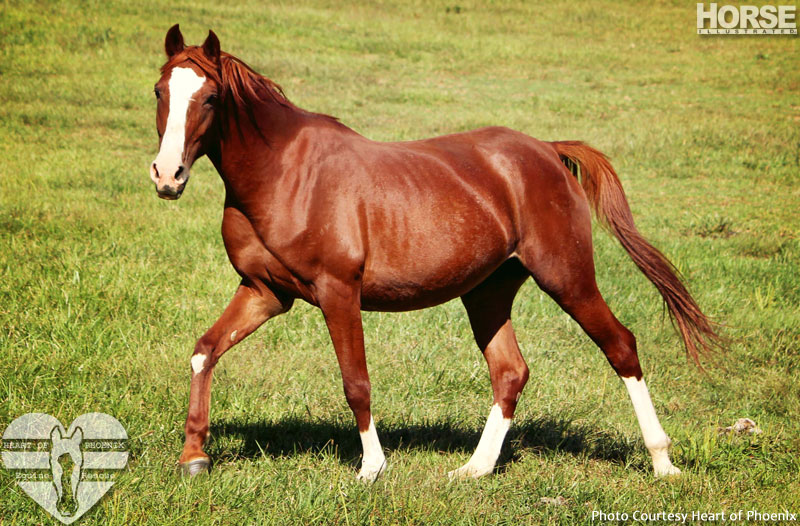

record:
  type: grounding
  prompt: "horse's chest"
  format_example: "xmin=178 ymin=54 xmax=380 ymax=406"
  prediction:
xmin=220 ymin=208 xmax=297 ymax=289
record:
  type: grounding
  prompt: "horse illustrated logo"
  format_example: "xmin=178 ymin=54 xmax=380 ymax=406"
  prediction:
xmin=50 ymin=426 xmax=84 ymax=518
xmin=1 ymin=413 xmax=128 ymax=524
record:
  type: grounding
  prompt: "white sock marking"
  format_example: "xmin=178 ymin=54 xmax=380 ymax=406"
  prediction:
xmin=191 ymin=354 xmax=206 ymax=375
xmin=356 ymin=417 xmax=386 ymax=482
xmin=153 ymin=67 xmax=206 ymax=179
xmin=450 ymin=404 xmax=511 ymax=478
xmin=622 ymin=376 xmax=681 ymax=477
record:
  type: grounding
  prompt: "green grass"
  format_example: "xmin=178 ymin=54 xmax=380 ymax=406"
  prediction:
xmin=1 ymin=0 xmax=798 ymax=524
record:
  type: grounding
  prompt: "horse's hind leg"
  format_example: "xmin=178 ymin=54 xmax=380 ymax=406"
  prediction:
xmin=518 ymin=238 xmax=681 ymax=477
xmin=450 ymin=259 xmax=530 ymax=479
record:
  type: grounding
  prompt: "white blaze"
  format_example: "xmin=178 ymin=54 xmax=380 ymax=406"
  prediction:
xmin=153 ymin=67 xmax=206 ymax=180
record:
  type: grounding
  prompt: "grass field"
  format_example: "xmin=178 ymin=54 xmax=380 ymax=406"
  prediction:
xmin=1 ymin=0 xmax=799 ymax=524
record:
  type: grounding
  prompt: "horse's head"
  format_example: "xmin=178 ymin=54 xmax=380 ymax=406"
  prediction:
xmin=150 ymin=25 xmax=222 ymax=200
xmin=50 ymin=426 xmax=83 ymax=517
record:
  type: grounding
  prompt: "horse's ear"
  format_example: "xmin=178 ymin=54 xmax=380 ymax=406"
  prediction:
xmin=51 ymin=427 xmax=63 ymax=441
xmin=71 ymin=427 xmax=83 ymax=444
xmin=165 ymin=24 xmax=185 ymax=58
xmin=202 ymin=30 xmax=221 ymax=63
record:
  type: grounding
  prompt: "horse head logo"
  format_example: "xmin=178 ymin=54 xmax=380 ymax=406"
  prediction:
xmin=49 ymin=426 xmax=83 ymax=518
xmin=3 ymin=413 xmax=128 ymax=524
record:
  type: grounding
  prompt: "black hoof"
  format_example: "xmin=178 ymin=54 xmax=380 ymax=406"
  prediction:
xmin=180 ymin=457 xmax=211 ymax=477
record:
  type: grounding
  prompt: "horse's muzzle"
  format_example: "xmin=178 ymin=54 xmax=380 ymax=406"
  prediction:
xmin=156 ymin=183 xmax=185 ymax=200
xmin=151 ymin=161 xmax=188 ymax=200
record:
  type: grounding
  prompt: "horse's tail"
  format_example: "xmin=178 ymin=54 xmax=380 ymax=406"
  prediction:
xmin=551 ymin=140 xmax=720 ymax=366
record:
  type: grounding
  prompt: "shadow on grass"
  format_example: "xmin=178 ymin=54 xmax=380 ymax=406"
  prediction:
xmin=208 ymin=414 xmax=638 ymax=471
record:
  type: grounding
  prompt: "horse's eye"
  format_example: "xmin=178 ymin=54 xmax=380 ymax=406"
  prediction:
xmin=204 ymin=94 xmax=218 ymax=106
xmin=154 ymin=88 xmax=161 ymax=100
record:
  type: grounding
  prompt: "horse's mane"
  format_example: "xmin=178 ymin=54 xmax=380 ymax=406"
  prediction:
xmin=161 ymin=46 xmax=338 ymax=138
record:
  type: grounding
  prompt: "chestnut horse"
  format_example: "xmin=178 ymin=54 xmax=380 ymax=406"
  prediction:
xmin=150 ymin=26 xmax=718 ymax=481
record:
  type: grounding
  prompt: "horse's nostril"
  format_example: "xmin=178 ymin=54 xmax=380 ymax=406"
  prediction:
xmin=152 ymin=163 xmax=160 ymax=179
xmin=175 ymin=165 xmax=185 ymax=182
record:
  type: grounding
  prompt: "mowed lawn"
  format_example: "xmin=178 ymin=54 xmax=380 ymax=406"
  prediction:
xmin=1 ymin=0 xmax=798 ymax=524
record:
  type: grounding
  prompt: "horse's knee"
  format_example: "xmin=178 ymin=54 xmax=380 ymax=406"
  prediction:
xmin=191 ymin=335 xmax=217 ymax=373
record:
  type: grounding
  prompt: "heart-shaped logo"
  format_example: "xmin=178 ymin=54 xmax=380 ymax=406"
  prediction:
xmin=2 ymin=413 xmax=128 ymax=524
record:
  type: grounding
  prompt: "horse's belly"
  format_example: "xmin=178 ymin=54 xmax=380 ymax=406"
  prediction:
xmin=359 ymin=273 xmax=490 ymax=311
xmin=359 ymin=239 xmax=510 ymax=311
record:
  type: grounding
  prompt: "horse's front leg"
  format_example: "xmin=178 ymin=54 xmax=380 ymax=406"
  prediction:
xmin=318 ymin=278 xmax=386 ymax=482
xmin=179 ymin=280 xmax=291 ymax=475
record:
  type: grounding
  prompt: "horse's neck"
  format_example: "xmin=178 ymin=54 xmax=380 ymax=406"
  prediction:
xmin=211 ymin=102 xmax=304 ymax=193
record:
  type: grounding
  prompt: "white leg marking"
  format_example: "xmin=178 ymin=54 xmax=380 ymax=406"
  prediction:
xmin=230 ymin=330 xmax=238 ymax=342
xmin=622 ymin=376 xmax=681 ymax=477
xmin=449 ymin=404 xmax=511 ymax=479
xmin=190 ymin=354 xmax=206 ymax=375
xmin=356 ymin=417 xmax=386 ymax=482
xmin=151 ymin=67 xmax=206 ymax=182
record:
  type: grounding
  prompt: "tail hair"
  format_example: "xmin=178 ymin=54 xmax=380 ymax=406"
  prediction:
xmin=552 ymin=140 xmax=721 ymax=366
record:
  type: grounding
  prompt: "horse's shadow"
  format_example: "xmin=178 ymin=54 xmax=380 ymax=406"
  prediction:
xmin=208 ymin=414 xmax=641 ymax=472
